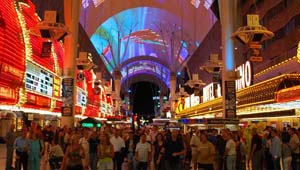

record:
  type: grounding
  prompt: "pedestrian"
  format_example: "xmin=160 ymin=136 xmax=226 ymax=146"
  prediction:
xmin=14 ymin=130 xmax=30 ymax=170
xmin=135 ymin=134 xmax=151 ymax=170
xmin=251 ymin=128 xmax=263 ymax=170
xmin=282 ymin=135 xmax=292 ymax=170
xmin=61 ymin=134 xmax=85 ymax=170
xmin=197 ymin=133 xmax=215 ymax=170
xmin=222 ymin=129 xmax=236 ymax=170
xmin=153 ymin=133 xmax=165 ymax=170
xmin=29 ymin=133 xmax=43 ymax=170
xmin=110 ymin=128 xmax=125 ymax=170
xmin=89 ymin=131 xmax=100 ymax=170
xmin=162 ymin=129 xmax=185 ymax=170
xmin=190 ymin=128 xmax=201 ymax=170
xmin=270 ymin=129 xmax=282 ymax=170
xmin=4 ymin=124 xmax=15 ymax=170
xmin=288 ymin=128 xmax=300 ymax=170
xmin=98 ymin=133 xmax=114 ymax=170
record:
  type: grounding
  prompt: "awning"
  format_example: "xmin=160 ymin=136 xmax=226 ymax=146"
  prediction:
xmin=238 ymin=109 xmax=296 ymax=119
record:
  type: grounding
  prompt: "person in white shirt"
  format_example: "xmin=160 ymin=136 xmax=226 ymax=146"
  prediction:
xmin=222 ymin=129 xmax=236 ymax=170
xmin=190 ymin=128 xmax=201 ymax=170
xmin=79 ymin=130 xmax=90 ymax=170
xmin=135 ymin=134 xmax=151 ymax=170
xmin=110 ymin=128 xmax=125 ymax=170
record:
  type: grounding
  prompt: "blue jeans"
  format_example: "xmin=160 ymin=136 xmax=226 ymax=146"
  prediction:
xmin=127 ymin=152 xmax=137 ymax=170
xmin=226 ymin=155 xmax=236 ymax=170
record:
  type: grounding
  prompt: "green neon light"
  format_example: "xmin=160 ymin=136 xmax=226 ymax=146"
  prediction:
xmin=82 ymin=123 xmax=94 ymax=128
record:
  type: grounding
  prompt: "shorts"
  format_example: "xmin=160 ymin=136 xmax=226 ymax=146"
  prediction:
xmin=98 ymin=158 xmax=113 ymax=170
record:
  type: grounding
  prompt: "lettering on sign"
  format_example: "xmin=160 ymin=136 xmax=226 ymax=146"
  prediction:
xmin=0 ymin=86 xmax=16 ymax=99
xmin=203 ymin=83 xmax=221 ymax=102
xmin=2 ymin=63 xmax=23 ymax=77
xmin=235 ymin=61 xmax=252 ymax=91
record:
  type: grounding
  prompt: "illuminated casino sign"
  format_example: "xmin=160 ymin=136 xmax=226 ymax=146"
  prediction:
xmin=25 ymin=62 xmax=54 ymax=97
xmin=202 ymin=61 xmax=252 ymax=103
xmin=235 ymin=60 xmax=253 ymax=91
xmin=203 ymin=83 xmax=221 ymax=103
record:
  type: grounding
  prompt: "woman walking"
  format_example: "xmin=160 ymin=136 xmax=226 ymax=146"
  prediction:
xmin=29 ymin=133 xmax=43 ymax=170
xmin=61 ymin=134 xmax=85 ymax=170
xmin=98 ymin=133 xmax=114 ymax=170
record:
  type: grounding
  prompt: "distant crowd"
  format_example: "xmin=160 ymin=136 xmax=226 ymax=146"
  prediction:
xmin=3 ymin=123 xmax=300 ymax=170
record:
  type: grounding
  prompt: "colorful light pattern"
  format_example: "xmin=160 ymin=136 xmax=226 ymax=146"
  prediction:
xmin=120 ymin=60 xmax=170 ymax=86
xmin=91 ymin=7 xmax=191 ymax=83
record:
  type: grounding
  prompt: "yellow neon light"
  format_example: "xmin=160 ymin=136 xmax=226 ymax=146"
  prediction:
xmin=15 ymin=1 xmax=32 ymax=106
xmin=297 ymin=41 xmax=300 ymax=62
xmin=51 ymin=44 xmax=60 ymax=75
xmin=255 ymin=41 xmax=300 ymax=77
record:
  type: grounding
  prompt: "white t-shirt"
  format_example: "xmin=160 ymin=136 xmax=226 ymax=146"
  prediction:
xmin=190 ymin=134 xmax=201 ymax=154
xmin=110 ymin=136 xmax=125 ymax=152
xmin=226 ymin=139 xmax=236 ymax=156
xmin=135 ymin=142 xmax=151 ymax=162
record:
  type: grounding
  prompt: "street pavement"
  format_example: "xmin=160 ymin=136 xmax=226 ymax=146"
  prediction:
xmin=0 ymin=144 xmax=6 ymax=170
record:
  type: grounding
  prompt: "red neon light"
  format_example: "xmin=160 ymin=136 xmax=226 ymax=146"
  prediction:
xmin=0 ymin=0 xmax=26 ymax=104
xmin=24 ymin=92 xmax=51 ymax=109
xmin=276 ymin=86 xmax=300 ymax=102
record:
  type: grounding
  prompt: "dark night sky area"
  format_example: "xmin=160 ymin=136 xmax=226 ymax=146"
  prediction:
xmin=131 ymin=81 xmax=157 ymax=116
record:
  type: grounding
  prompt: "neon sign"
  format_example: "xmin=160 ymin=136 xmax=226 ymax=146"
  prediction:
xmin=203 ymin=83 xmax=221 ymax=103
xmin=235 ymin=60 xmax=252 ymax=91
xmin=0 ymin=86 xmax=17 ymax=100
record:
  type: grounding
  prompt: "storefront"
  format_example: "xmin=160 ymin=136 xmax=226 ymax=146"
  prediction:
xmin=177 ymin=74 xmax=300 ymax=130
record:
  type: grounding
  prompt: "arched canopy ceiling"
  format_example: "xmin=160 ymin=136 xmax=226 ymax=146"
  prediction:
xmin=81 ymin=0 xmax=217 ymax=89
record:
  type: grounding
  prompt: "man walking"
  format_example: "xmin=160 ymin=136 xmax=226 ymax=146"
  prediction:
xmin=270 ymin=129 xmax=282 ymax=170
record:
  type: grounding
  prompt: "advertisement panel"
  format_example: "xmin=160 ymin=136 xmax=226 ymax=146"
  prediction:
xmin=225 ymin=81 xmax=236 ymax=118
xmin=62 ymin=78 xmax=74 ymax=116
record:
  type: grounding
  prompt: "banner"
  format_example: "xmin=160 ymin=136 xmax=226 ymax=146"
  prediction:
xmin=62 ymin=78 xmax=74 ymax=116
xmin=225 ymin=81 xmax=236 ymax=118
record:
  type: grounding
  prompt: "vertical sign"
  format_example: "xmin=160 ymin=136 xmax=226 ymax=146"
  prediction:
xmin=62 ymin=78 xmax=74 ymax=116
xmin=225 ymin=81 xmax=236 ymax=118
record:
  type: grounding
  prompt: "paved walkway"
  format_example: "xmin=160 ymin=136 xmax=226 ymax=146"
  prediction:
xmin=0 ymin=144 xmax=7 ymax=170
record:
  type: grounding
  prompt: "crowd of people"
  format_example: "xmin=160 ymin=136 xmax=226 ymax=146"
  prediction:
xmin=3 ymin=122 xmax=300 ymax=170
